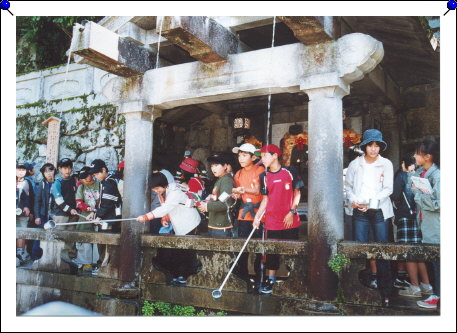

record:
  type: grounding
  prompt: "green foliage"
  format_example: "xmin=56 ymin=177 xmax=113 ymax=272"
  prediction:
xmin=141 ymin=300 xmax=155 ymax=316
xmin=141 ymin=301 xmax=228 ymax=317
xmin=16 ymin=94 xmax=124 ymax=161
xmin=328 ymin=254 xmax=350 ymax=274
xmin=16 ymin=16 xmax=103 ymax=74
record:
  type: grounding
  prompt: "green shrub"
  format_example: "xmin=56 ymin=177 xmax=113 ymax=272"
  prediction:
xmin=141 ymin=301 xmax=228 ymax=316
xmin=328 ymin=254 xmax=350 ymax=274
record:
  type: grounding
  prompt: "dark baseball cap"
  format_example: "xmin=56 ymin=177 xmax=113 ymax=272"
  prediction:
xmin=78 ymin=166 xmax=92 ymax=180
xmin=58 ymin=158 xmax=73 ymax=168
xmin=88 ymin=159 xmax=107 ymax=174
xmin=16 ymin=162 xmax=27 ymax=169
xmin=24 ymin=162 xmax=36 ymax=171
xmin=207 ymin=153 xmax=228 ymax=166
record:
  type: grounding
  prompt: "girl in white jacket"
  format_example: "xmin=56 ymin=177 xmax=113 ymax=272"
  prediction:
xmin=137 ymin=172 xmax=201 ymax=285
xmin=344 ymin=129 xmax=394 ymax=304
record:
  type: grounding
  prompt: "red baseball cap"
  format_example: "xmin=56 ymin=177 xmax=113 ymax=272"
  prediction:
xmin=260 ymin=144 xmax=282 ymax=156
xmin=118 ymin=160 xmax=125 ymax=169
xmin=179 ymin=157 xmax=199 ymax=174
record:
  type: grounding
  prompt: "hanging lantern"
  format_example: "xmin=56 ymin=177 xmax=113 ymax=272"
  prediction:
xmin=233 ymin=116 xmax=251 ymax=129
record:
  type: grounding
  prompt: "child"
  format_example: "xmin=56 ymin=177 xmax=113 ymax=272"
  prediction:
xmin=197 ymin=154 xmax=235 ymax=237
xmin=88 ymin=159 xmax=123 ymax=232
xmin=16 ymin=163 xmax=31 ymax=266
xmin=232 ymin=143 xmax=265 ymax=291
xmin=74 ymin=166 xmax=100 ymax=272
xmin=179 ymin=157 xmax=205 ymax=198
xmin=392 ymin=153 xmax=433 ymax=297
xmin=253 ymin=144 xmax=304 ymax=294
xmin=136 ymin=172 xmax=201 ymax=285
xmin=32 ymin=163 xmax=56 ymax=261
xmin=410 ymin=140 xmax=440 ymax=309
xmin=51 ymin=158 xmax=79 ymax=263
xmin=344 ymin=129 xmax=394 ymax=304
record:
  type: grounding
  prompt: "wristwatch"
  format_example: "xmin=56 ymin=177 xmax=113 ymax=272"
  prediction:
xmin=290 ymin=208 xmax=298 ymax=215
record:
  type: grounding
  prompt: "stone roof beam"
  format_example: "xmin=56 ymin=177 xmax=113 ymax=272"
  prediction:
xmin=278 ymin=16 xmax=335 ymax=45
xmin=72 ymin=21 xmax=158 ymax=77
xmin=158 ymin=16 xmax=241 ymax=63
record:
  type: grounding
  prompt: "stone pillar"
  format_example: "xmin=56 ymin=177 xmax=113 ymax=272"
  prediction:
xmin=42 ymin=116 xmax=62 ymax=168
xmin=304 ymin=86 xmax=346 ymax=301
xmin=118 ymin=102 xmax=153 ymax=285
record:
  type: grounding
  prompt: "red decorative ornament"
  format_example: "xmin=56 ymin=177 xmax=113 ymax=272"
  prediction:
xmin=295 ymin=137 xmax=306 ymax=151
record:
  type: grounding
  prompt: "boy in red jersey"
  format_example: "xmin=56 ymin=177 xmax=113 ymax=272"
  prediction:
xmin=253 ymin=144 xmax=304 ymax=294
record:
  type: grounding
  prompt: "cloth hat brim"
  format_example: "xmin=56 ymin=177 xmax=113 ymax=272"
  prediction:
xmin=359 ymin=139 xmax=387 ymax=151
xmin=232 ymin=143 xmax=257 ymax=155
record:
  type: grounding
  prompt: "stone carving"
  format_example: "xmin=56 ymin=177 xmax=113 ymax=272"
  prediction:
xmin=16 ymin=88 xmax=34 ymax=105
xmin=337 ymin=33 xmax=384 ymax=84
xmin=49 ymin=80 xmax=81 ymax=99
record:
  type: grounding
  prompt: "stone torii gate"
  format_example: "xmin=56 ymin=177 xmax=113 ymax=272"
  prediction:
xmin=72 ymin=17 xmax=384 ymax=301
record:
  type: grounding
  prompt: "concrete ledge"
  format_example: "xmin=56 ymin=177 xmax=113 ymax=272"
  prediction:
xmin=142 ymin=284 xmax=339 ymax=316
xmin=16 ymin=228 xmax=121 ymax=245
xmin=141 ymin=234 xmax=307 ymax=255
xmin=338 ymin=241 xmax=440 ymax=261
xmin=16 ymin=269 xmax=119 ymax=296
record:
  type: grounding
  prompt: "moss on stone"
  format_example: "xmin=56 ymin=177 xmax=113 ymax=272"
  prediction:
xmin=17 ymin=96 xmax=125 ymax=163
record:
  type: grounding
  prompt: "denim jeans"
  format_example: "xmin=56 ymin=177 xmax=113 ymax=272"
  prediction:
xmin=208 ymin=228 xmax=233 ymax=238
xmin=353 ymin=209 xmax=389 ymax=242
xmin=352 ymin=209 xmax=392 ymax=297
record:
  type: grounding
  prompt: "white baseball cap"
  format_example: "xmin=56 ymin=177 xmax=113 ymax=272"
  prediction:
xmin=232 ymin=143 xmax=258 ymax=155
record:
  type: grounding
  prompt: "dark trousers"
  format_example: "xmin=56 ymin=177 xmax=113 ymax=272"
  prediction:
xmin=237 ymin=220 xmax=263 ymax=280
xmin=149 ymin=218 xmax=162 ymax=234
xmin=265 ymin=227 xmax=299 ymax=271
xmin=31 ymin=223 xmax=44 ymax=260
xmin=156 ymin=229 xmax=200 ymax=279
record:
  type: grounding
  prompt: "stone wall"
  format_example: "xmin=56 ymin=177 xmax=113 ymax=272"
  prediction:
xmin=16 ymin=63 xmax=125 ymax=181
xmin=400 ymin=82 xmax=440 ymax=150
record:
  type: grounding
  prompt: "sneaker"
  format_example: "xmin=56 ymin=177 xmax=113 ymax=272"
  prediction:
xmin=172 ymin=276 xmax=187 ymax=285
xmin=399 ymin=285 xmax=422 ymax=297
xmin=91 ymin=267 xmax=99 ymax=276
xmin=369 ymin=278 xmax=378 ymax=290
xmin=417 ymin=295 xmax=439 ymax=309
xmin=22 ymin=252 xmax=31 ymax=263
xmin=71 ymin=258 xmax=83 ymax=269
xmin=393 ymin=278 xmax=411 ymax=289
xmin=16 ymin=254 xmax=26 ymax=266
xmin=259 ymin=279 xmax=275 ymax=294
xmin=419 ymin=282 xmax=433 ymax=295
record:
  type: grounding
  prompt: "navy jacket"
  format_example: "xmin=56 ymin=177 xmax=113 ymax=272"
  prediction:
xmin=96 ymin=175 xmax=122 ymax=221
xmin=34 ymin=180 xmax=54 ymax=221
xmin=391 ymin=171 xmax=416 ymax=220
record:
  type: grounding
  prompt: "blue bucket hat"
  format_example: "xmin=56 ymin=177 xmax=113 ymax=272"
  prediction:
xmin=359 ymin=129 xmax=387 ymax=152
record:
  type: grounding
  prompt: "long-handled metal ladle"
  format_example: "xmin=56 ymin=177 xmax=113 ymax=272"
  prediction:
xmin=44 ymin=216 xmax=137 ymax=230
xmin=212 ymin=211 xmax=265 ymax=299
